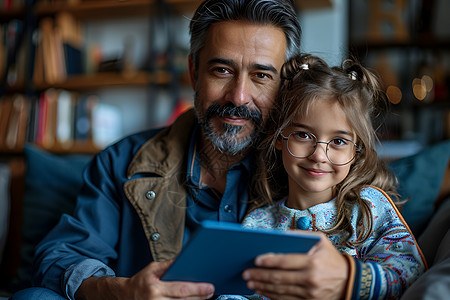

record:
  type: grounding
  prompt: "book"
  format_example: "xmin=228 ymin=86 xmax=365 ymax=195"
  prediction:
xmin=40 ymin=18 xmax=62 ymax=84
xmin=41 ymin=88 xmax=59 ymax=148
xmin=56 ymin=89 xmax=75 ymax=148
xmin=35 ymin=92 xmax=48 ymax=145
xmin=74 ymin=95 xmax=97 ymax=143
xmin=5 ymin=96 xmax=21 ymax=149
xmin=57 ymin=12 xmax=83 ymax=76
xmin=0 ymin=96 xmax=13 ymax=149
xmin=4 ymin=94 xmax=29 ymax=149
xmin=15 ymin=95 xmax=30 ymax=149
xmin=33 ymin=27 xmax=44 ymax=86
xmin=63 ymin=43 xmax=83 ymax=75
xmin=26 ymin=97 xmax=40 ymax=145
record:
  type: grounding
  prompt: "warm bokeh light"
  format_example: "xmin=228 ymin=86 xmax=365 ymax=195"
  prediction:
xmin=412 ymin=78 xmax=427 ymax=100
xmin=422 ymin=75 xmax=434 ymax=92
xmin=386 ymin=85 xmax=402 ymax=104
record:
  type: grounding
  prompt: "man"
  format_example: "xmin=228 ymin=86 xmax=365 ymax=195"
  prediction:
xmin=12 ymin=0 xmax=302 ymax=299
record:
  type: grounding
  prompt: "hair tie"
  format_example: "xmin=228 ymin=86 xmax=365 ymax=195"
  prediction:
xmin=348 ymin=70 xmax=357 ymax=80
xmin=300 ymin=64 xmax=309 ymax=70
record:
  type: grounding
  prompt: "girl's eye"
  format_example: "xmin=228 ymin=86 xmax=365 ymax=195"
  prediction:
xmin=331 ymin=138 xmax=348 ymax=147
xmin=293 ymin=131 xmax=313 ymax=141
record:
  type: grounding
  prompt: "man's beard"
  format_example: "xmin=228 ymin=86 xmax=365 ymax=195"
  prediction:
xmin=196 ymin=100 xmax=263 ymax=155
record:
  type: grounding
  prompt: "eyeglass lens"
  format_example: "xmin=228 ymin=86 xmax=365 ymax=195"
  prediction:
xmin=286 ymin=132 xmax=356 ymax=165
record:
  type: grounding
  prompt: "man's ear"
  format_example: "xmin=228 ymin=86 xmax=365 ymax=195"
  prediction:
xmin=188 ymin=55 xmax=196 ymax=90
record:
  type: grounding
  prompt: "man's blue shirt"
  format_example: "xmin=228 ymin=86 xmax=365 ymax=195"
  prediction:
xmin=184 ymin=125 xmax=252 ymax=243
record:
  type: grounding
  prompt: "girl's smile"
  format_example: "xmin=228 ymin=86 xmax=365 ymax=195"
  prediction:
xmin=302 ymin=167 xmax=332 ymax=177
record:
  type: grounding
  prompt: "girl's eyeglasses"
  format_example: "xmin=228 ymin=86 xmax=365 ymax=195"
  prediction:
xmin=280 ymin=131 xmax=360 ymax=166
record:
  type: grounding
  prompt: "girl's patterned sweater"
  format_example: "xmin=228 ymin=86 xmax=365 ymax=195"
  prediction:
xmin=241 ymin=186 xmax=426 ymax=300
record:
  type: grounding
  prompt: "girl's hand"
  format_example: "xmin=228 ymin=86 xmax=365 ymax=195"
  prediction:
xmin=242 ymin=233 xmax=349 ymax=300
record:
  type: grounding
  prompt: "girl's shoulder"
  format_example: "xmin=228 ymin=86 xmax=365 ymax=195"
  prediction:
xmin=360 ymin=185 xmax=402 ymax=210
xmin=360 ymin=185 xmax=393 ymax=204
xmin=359 ymin=185 xmax=403 ymax=222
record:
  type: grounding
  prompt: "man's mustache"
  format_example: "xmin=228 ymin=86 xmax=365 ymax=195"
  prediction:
xmin=205 ymin=103 xmax=263 ymax=125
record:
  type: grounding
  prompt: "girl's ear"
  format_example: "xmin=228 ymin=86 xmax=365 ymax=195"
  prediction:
xmin=275 ymin=136 xmax=283 ymax=150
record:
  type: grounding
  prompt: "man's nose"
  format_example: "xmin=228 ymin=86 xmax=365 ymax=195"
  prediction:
xmin=225 ymin=76 xmax=252 ymax=107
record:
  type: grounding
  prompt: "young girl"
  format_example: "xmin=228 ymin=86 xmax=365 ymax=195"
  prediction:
xmin=241 ymin=54 xmax=426 ymax=299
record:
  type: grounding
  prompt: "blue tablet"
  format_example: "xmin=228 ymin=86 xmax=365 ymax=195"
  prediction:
xmin=162 ymin=220 xmax=321 ymax=295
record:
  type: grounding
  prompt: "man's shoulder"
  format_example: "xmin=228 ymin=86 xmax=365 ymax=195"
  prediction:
xmin=116 ymin=128 xmax=165 ymax=149
xmin=107 ymin=109 xmax=197 ymax=156
xmin=97 ymin=127 xmax=166 ymax=161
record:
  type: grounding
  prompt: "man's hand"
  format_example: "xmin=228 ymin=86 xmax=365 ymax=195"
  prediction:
xmin=242 ymin=233 xmax=349 ymax=300
xmin=75 ymin=260 xmax=215 ymax=300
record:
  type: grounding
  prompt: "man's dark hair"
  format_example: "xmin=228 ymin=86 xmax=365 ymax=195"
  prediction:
xmin=189 ymin=0 xmax=301 ymax=71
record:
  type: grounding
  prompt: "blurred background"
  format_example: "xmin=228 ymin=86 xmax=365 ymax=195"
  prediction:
xmin=0 ymin=0 xmax=449 ymax=159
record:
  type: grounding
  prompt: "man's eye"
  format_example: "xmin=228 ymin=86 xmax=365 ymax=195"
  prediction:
xmin=255 ymin=73 xmax=271 ymax=79
xmin=214 ymin=67 xmax=230 ymax=74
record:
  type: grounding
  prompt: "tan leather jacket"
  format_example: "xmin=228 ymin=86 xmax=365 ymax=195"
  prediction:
xmin=123 ymin=109 xmax=196 ymax=261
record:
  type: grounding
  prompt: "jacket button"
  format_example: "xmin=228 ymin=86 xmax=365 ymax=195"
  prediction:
xmin=146 ymin=190 xmax=156 ymax=200
xmin=150 ymin=232 xmax=160 ymax=241
xmin=224 ymin=204 xmax=232 ymax=213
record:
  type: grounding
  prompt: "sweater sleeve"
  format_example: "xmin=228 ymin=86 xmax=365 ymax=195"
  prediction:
xmin=347 ymin=186 xmax=427 ymax=299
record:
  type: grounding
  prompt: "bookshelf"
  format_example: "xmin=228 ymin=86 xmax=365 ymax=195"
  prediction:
xmin=348 ymin=0 xmax=450 ymax=157
xmin=0 ymin=0 xmax=200 ymax=155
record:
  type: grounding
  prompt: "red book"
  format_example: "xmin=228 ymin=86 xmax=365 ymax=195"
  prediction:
xmin=36 ymin=92 xmax=48 ymax=145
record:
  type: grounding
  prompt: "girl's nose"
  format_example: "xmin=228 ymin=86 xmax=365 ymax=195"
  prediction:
xmin=308 ymin=142 xmax=329 ymax=163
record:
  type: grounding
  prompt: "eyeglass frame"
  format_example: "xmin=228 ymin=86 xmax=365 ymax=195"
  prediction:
xmin=280 ymin=131 xmax=361 ymax=166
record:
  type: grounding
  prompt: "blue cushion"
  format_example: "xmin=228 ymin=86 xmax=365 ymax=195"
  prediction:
xmin=13 ymin=145 xmax=92 ymax=290
xmin=389 ymin=140 xmax=450 ymax=236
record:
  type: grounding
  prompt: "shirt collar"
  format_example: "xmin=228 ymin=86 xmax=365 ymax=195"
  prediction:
xmin=186 ymin=124 xmax=254 ymax=188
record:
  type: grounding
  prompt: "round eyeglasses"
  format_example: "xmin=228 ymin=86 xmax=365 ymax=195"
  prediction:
xmin=280 ymin=131 xmax=360 ymax=166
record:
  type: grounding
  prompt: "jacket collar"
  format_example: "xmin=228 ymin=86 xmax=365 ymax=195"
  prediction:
xmin=127 ymin=109 xmax=197 ymax=178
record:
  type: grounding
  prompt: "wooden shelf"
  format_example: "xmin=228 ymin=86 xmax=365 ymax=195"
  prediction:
xmin=0 ymin=142 xmax=100 ymax=155
xmin=350 ymin=38 xmax=450 ymax=52
xmin=33 ymin=71 xmax=174 ymax=90
xmin=36 ymin=0 xmax=155 ymax=18
xmin=35 ymin=0 xmax=201 ymax=19
xmin=0 ymin=6 xmax=27 ymax=21
xmin=3 ymin=82 xmax=27 ymax=93
xmin=34 ymin=0 xmax=330 ymax=19
xmin=295 ymin=0 xmax=332 ymax=11
xmin=167 ymin=0 xmax=202 ymax=14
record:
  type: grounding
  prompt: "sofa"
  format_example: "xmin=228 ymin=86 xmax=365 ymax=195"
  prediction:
xmin=0 ymin=140 xmax=449 ymax=299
